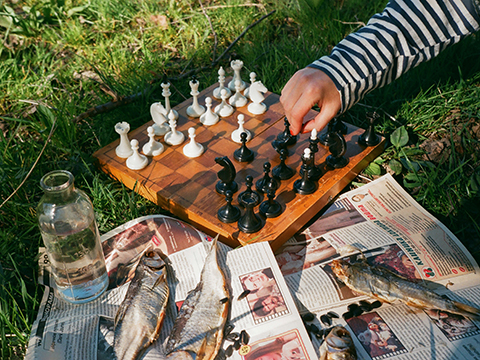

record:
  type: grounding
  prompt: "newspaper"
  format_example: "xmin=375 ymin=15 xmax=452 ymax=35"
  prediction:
xmin=25 ymin=215 xmax=317 ymax=360
xmin=275 ymin=173 xmax=480 ymax=360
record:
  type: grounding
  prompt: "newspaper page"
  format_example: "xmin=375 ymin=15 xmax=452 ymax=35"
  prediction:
xmin=25 ymin=215 xmax=317 ymax=360
xmin=275 ymin=174 xmax=480 ymax=360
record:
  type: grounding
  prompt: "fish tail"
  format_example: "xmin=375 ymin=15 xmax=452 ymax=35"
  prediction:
xmin=453 ymin=301 xmax=480 ymax=318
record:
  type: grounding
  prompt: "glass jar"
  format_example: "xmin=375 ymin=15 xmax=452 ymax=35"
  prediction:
xmin=37 ymin=170 xmax=108 ymax=304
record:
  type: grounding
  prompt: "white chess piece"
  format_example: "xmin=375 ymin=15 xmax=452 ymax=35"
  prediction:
xmin=243 ymin=72 xmax=257 ymax=99
xmin=214 ymin=88 xmax=234 ymax=117
xmin=228 ymin=60 xmax=245 ymax=92
xmin=126 ymin=139 xmax=148 ymax=170
xmin=213 ymin=66 xmax=232 ymax=99
xmin=164 ymin=110 xmax=185 ymax=146
xmin=161 ymin=82 xmax=178 ymax=120
xmin=150 ymin=102 xmax=170 ymax=135
xmin=200 ymin=97 xmax=220 ymax=126
xmin=142 ymin=126 xmax=164 ymax=156
xmin=229 ymin=79 xmax=248 ymax=108
xmin=183 ymin=127 xmax=204 ymax=158
xmin=231 ymin=114 xmax=252 ymax=143
xmin=311 ymin=128 xmax=317 ymax=141
xmin=186 ymin=78 xmax=205 ymax=117
xmin=115 ymin=122 xmax=133 ymax=158
xmin=247 ymin=80 xmax=268 ymax=115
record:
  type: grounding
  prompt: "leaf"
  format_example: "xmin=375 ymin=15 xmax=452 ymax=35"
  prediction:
xmin=389 ymin=159 xmax=403 ymax=175
xmin=67 ymin=3 xmax=91 ymax=17
xmin=364 ymin=162 xmax=382 ymax=176
xmin=403 ymin=173 xmax=424 ymax=188
xmin=400 ymin=158 xmax=420 ymax=172
xmin=390 ymin=126 xmax=409 ymax=148
xmin=0 ymin=15 xmax=13 ymax=29
xmin=402 ymin=147 xmax=425 ymax=156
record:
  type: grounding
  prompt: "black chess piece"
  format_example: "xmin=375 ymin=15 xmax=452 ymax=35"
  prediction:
xmin=217 ymin=190 xmax=241 ymax=223
xmin=238 ymin=175 xmax=263 ymax=206
xmin=318 ymin=120 xmax=337 ymax=146
xmin=326 ymin=132 xmax=349 ymax=169
xmin=215 ymin=156 xmax=238 ymax=195
xmin=238 ymin=191 xmax=263 ymax=233
xmin=259 ymin=181 xmax=283 ymax=218
xmin=358 ymin=111 xmax=380 ymax=146
xmin=333 ymin=117 xmax=348 ymax=135
xmin=294 ymin=148 xmax=318 ymax=195
xmin=272 ymin=148 xmax=295 ymax=180
xmin=234 ymin=132 xmax=254 ymax=162
xmin=276 ymin=117 xmax=297 ymax=146
xmin=300 ymin=131 xmax=322 ymax=181
xmin=256 ymin=162 xmax=279 ymax=193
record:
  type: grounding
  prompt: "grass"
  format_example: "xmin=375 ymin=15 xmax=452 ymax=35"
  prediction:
xmin=0 ymin=0 xmax=479 ymax=358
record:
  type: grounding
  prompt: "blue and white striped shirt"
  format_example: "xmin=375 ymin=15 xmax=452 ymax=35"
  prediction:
xmin=310 ymin=0 xmax=480 ymax=113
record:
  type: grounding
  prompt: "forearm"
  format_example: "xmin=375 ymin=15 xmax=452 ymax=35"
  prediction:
xmin=310 ymin=0 xmax=480 ymax=113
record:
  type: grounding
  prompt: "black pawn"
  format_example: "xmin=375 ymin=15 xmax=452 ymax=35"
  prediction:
xmin=326 ymin=132 xmax=349 ymax=169
xmin=259 ymin=181 xmax=282 ymax=218
xmin=238 ymin=192 xmax=263 ymax=233
xmin=318 ymin=120 xmax=337 ymax=146
xmin=238 ymin=175 xmax=262 ymax=206
xmin=300 ymin=132 xmax=322 ymax=181
xmin=215 ymin=156 xmax=238 ymax=195
xmin=234 ymin=132 xmax=254 ymax=162
xmin=333 ymin=117 xmax=348 ymax=135
xmin=272 ymin=149 xmax=295 ymax=180
xmin=218 ymin=190 xmax=241 ymax=223
xmin=294 ymin=149 xmax=318 ymax=195
xmin=256 ymin=162 xmax=279 ymax=193
xmin=358 ymin=112 xmax=380 ymax=146
xmin=276 ymin=118 xmax=297 ymax=146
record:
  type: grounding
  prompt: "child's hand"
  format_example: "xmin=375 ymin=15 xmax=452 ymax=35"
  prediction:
xmin=280 ymin=67 xmax=341 ymax=136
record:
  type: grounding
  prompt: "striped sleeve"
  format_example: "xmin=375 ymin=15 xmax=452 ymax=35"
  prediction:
xmin=309 ymin=0 xmax=480 ymax=113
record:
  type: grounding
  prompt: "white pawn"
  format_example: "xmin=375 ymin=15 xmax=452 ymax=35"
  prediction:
xmin=214 ymin=88 xmax=234 ymax=117
xmin=150 ymin=102 xmax=169 ymax=135
xmin=247 ymin=81 xmax=268 ymax=115
xmin=183 ymin=127 xmax=204 ymax=158
xmin=164 ymin=110 xmax=185 ymax=146
xmin=229 ymin=79 xmax=248 ymax=108
xmin=213 ymin=66 xmax=232 ymax=99
xmin=115 ymin=122 xmax=133 ymax=158
xmin=243 ymin=72 xmax=257 ymax=99
xmin=161 ymin=82 xmax=178 ymax=120
xmin=186 ymin=78 xmax=205 ymax=118
xmin=142 ymin=126 xmax=164 ymax=156
xmin=311 ymin=128 xmax=318 ymax=141
xmin=231 ymin=114 xmax=252 ymax=143
xmin=200 ymin=97 xmax=220 ymax=126
xmin=228 ymin=60 xmax=245 ymax=92
xmin=126 ymin=139 xmax=148 ymax=170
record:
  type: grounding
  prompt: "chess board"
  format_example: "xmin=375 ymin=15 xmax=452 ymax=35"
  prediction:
xmin=93 ymin=79 xmax=385 ymax=251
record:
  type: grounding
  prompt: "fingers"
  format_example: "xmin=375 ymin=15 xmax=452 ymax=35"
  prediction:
xmin=280 ymin=67 xmax=341 ymax=136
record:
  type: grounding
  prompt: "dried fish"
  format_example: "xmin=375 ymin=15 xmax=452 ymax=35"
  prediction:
xmin=332 ymin=259 xmax=480 ymax=318
xmin=114 ymin=248 xmax=170 ymax=360
xmin=320 ymin=314 xmax=332 ymax=326
xmin=319 ymin=326 xmax=357 ymax=360
xmin=165 ymin=237 xmax=231 ymax=360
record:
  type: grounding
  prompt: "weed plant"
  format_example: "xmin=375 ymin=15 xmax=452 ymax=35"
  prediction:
xmin=0 ymin=0 xmax=479 ymax=358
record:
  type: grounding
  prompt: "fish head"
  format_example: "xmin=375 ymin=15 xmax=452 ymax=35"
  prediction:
xmin=330 ymin=259 xmax=351 ymax=283
xmin=141 ymin=248 xmax=167 ymax=270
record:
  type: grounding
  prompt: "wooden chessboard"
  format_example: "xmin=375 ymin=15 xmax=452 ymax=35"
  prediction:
xmin=93 ymin=79 xmax=385 ymax=251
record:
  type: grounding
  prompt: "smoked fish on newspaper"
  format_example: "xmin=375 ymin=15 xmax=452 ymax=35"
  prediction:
xmin=164 ymin=236 xmax=230 ymax=360
xmin=114 ymin=248 xmax=170 ymax=360
xmin=331 ymin=259 xmax=480 ymax=318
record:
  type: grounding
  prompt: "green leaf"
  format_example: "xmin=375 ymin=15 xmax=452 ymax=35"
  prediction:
xmin=364 ymin=162 xmax=382 ymax=176
xmin=400 ymin=158 xmax=420 ymax=172
xmin=0 ymin=15 xmax=13 ymax=29
xmin=402 ymin=147 xmax=425 ymax=156
xmin=389 ymin=159 xmax=403 ymax=175
xmin=67 ymin=3 xmax=90 ymax=17
xmin=391 ymin=126 xmax=409 ymax=148
xmin=403 ymin=173 xmax=424 ymax=188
